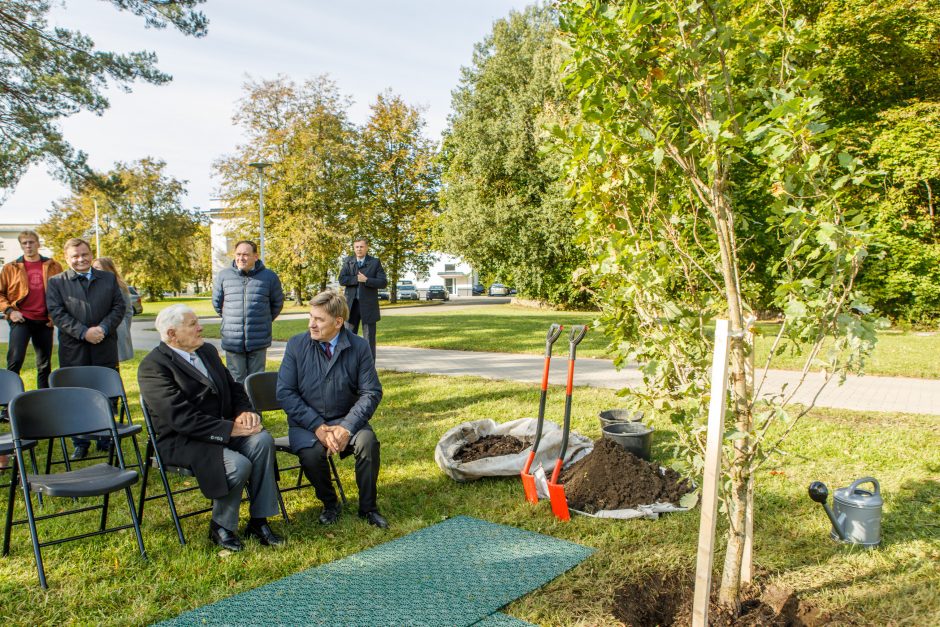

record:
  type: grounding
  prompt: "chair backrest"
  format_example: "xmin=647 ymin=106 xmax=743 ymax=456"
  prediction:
xmin=0 ymin=370 xmax=25 ymax=407
xmin=9 ymin=388 xmax=116 ymax=441
xmin=49 ymin=366 xmax=126 ymax=399
xmin=244 ymin=371 xmax=281 ymax=413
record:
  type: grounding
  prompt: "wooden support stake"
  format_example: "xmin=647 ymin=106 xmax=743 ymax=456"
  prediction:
xmin=692 ymin=319 xmax=731 ymax=627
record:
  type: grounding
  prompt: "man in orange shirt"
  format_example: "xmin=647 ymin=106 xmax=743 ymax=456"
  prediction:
xmin=0 ymin=230 xmax=63 ymax=389
xmin=0 ymin=230 xmax=63 ymax=468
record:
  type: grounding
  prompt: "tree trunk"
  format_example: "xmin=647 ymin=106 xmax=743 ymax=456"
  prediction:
xmin=711 ymin=195 xmax=754 ymax=610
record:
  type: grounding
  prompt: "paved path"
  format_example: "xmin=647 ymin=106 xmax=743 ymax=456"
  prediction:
xmin=5 ymin=318 xmax=936 ymax=415
xmin=122 ymin=322 xmax=940 ymax=416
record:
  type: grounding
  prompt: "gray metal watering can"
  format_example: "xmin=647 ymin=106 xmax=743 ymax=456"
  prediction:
xmin=808 ymin=477 xmax=882 ymax=547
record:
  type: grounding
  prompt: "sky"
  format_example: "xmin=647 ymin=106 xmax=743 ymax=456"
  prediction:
xmin=1 ymin=0 xmax=532 ymax=224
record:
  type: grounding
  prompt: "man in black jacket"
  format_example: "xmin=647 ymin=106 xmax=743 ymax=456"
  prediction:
xmin=46 ymin=238 xmax=126 ymax=460
xmin=338 ymin=237 xmax=387 ymax=359
xmin=138 ymin=304 xmax=283 ymax=552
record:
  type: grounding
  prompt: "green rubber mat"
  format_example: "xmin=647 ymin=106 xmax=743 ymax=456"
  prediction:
xmin=159 ymin=515 xmax=591 ymax=626
xmin=471 ymin=613 xmax=537 ymax=626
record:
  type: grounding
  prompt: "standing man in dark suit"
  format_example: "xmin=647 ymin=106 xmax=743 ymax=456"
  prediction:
xmin=46 ymin=238 xmax=126 ymax=460
xmin=138 ymin=304 xmax=283 ymax=552
xmin=338 ymin=237 xmax=387 ymax=360
xmin=277 ymin=290 xmax=386 ymax=528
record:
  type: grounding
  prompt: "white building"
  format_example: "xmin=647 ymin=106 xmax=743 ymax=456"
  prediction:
xmin=399 ymin=254 xmax=479 ymax=297
xmin=0 ymin=224 xmax=55 ymax=268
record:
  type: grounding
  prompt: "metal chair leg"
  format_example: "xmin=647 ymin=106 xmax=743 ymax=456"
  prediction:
xmin=124 ymin=486 xmax=147 ymax=560
xmin=2 ymin=464 xmax=16 ymax=556
xmin=99 ymin=492 xmax=110 ymax=531
xmin=27 ymin=448 xmax=42 ymax=507
xmin=18 ymin=464 xmax=47 ymax=588
xmin=329 ymin=456 xmax=347 ymax=505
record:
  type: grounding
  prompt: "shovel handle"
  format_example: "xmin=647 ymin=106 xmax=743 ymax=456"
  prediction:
xmin=568 ymin=325 xmax=587 ymax=360
xmin=545 ymin=323 xmax=564 ymax=357
xmin=557 ymin=326 xmax=587 ymax=465
xmin=532 ymin=324 xmax=564 ymax=458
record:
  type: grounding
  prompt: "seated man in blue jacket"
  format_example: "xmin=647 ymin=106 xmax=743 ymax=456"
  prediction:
xmin=276 ymin=290 xmax=387 ymax=528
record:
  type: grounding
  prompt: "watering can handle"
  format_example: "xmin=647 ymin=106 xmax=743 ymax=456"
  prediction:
xmin=848 ymin=476 xmax=881 ymax=496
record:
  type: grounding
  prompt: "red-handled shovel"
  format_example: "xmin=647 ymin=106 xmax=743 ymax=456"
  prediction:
xmin=548 ymin=324 xmax=588 ymax=521
xmin=521 ymin=323 xmax=564 ymax=504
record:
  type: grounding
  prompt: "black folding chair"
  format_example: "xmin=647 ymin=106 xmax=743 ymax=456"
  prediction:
xmin=0 ymin=371 xmax=41 ymax=507
xmin=136 ymin=399 xmax=288 ymax=545
xmin=3 ymin=388 xmax=146 ymax=588
xmin=244 ymin=372 xmax=346 ymax=507
xmin=48 ymin=367 xmax=145 ymax=474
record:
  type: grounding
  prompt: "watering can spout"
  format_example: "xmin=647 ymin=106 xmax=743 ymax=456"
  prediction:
xmin=808 ymin=481 xmax=848 ymax=541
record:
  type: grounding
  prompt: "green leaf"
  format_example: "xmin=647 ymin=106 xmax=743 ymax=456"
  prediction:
xmin=679 ymin=490 xmax=700 ymax=509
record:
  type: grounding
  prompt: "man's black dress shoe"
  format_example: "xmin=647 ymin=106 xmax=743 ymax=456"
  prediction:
xmin=319 ymin=502 xmax=342 ymax=525
xmin=209 ymin=521 xmax=243 ymax=552
xmin=244 ymin=519 xmax=284 ymax=546
xmin=359 ymin=510 xmax=389 ymax=529
xmin=70 ymin=444 xmax=89 ymax=461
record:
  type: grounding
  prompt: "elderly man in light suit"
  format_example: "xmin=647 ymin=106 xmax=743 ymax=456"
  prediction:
xmin=137 ymin=304 xmax=284 ymax=552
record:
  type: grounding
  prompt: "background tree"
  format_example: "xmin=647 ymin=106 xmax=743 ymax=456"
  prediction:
xmin=357 ymin=90 xmax=438 ymax=301
xmin=559 ymin=0 xmax=877 ymax=609
xmin=214 ymin=75 xmax=360 ymax=302
xmin=804 ymin=1 xmax=940 ymax=323
xmin=438 ymin=5 xmax=587 ymax=306
xmin=40 ymin=158 xmax=205 ymax=297
xmin=0 ymin=0 xmax=207 ymax=192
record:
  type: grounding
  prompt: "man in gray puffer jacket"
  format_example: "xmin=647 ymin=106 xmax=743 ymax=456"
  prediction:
xmin=212 ymin=240 xmax=284 ymax=383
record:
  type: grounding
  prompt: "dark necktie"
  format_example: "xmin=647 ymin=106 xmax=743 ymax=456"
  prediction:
xmin=321 ymin=342 xmax=333 ymax=360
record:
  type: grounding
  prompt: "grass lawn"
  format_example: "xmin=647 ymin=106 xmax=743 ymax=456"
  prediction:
xmin=140 ymin=296 xmax=435 ymax=320
xmin=205 ymin=305 xmax=940 ymax=379
xmin=0 ymin=349 xmax=937 ymax=625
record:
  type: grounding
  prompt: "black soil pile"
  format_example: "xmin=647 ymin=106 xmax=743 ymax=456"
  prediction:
xmin=559 ymin=437 xmax=691 ymax=512
xmin=454 ymin=435 xmax=526 ymax=462
xmin=613 ymin=571 xmax=831 ymax=626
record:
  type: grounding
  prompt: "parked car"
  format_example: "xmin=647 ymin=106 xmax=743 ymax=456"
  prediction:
xmin=378 ymin=289 xmax=390 ymax=301
xmin=471 ymin=282 xmax=485 ymax=296
xmin=127 ymin=286 xmax=143 ymax=315
xmin=488 ymin=283 xmax=510 ymax=296
xmin=426 ymin=285 xmax=449 ymax=301
xmin=397 ymin=284 xmax=420 ymax=301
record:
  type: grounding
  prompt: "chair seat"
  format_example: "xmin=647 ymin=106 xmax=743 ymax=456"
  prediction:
xmin=0 ymin=434 xmax=37 ymax=456
xmin=27 ymin=463 xmax=138 ymax=497
xmin=150 ymin=457 xmax=196 ymax=477
xmin=86 ymin=423 xmax=143 ymax=438
xmin=274 ymin=435 xmax=292 ymax=452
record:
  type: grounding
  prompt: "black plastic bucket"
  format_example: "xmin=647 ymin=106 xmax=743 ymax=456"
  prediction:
xmin=602 ymin=422 xmax=654 ymax=461
xmin=598 ymin=409 xmax=645 ymax=430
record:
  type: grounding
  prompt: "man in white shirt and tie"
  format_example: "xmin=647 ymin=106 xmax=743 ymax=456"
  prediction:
xmin=137 ymin=304 xmax=283 ymax=552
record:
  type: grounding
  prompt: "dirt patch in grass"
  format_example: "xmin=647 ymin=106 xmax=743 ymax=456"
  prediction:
xmin=454 ymin=435 xmax=527 ymax=462
xmin=559 ymin=437 xmax=691 ymax=513
xmin=613 ymin=572 xmax=830 ymax=626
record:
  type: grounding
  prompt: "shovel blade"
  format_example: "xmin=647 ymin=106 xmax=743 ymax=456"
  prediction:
xmin=521 ymin=472 xmax=539 ymax=504
xmin=548 ymin=482 xmax=570 ymax=521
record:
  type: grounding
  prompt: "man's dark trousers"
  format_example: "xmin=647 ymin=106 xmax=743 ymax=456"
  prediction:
xmin=6 ymin=318 xmax=53 ymax=389
xmin=346 ymin=300 xmax=377 ymax=360
xmin=297 ymin=429 xmax=380 ymax=512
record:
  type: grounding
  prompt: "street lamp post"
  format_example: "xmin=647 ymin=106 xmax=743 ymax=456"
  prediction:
xmin=248 ymin=161 xmax=272 ymax=261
